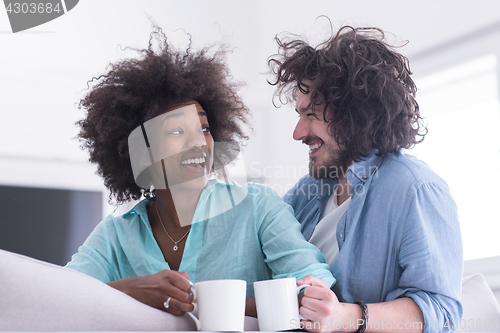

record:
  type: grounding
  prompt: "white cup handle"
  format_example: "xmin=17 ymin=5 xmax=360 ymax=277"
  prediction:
xmin=186 ymin=304 xmax=200 ymax=331
xmin=296 ymin=284 xmax=310 ymax=320
xmin=296 ymin=284 xmax=310 ymax=295
xmin=186 ymin=286 xmax=200 ymax=330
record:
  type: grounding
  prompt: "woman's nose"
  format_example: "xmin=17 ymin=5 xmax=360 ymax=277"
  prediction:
xmin=187 ymin=130 xmax=207 ymax=148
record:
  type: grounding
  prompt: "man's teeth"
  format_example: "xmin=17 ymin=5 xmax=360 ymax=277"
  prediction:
xmin=181 ymin=157 xmax=206 ymax=165
xmin=309 ymin=143 xmax=322 ymax=151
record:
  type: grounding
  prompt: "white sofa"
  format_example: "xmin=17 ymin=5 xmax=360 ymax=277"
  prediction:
xmin=457 ymin=273 xmax=500 ymax=332
xmin=0 ymin=249 xmax=259 ymax=331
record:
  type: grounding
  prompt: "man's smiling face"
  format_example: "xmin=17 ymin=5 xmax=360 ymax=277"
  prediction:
xmin=292 ymin=82 xmax=346 ymax=179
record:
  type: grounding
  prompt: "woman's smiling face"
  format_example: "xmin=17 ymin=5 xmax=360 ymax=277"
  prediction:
xmin=147 ymin=101 xmax=214 ymax=191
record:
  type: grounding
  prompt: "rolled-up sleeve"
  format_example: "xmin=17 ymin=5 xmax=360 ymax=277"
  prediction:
xmin=256 ymin=189 xmax=336 ymax=288
xmin=386 ymin=182 xmax=463 ymax=333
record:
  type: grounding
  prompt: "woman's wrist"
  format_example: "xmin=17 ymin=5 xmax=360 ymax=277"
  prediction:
xmin=107 ymin=276 xmax=139 ymax=298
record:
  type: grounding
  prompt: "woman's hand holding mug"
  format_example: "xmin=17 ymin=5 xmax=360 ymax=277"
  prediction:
xmin=107 ymin=270 xmax=194 ymax=316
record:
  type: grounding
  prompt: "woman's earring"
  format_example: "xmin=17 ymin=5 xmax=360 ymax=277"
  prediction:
xmin=142 ymin=185 xmax=156 ymax=200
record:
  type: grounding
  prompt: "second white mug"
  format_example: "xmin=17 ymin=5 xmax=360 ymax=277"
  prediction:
xmin=254 ymin=277 xmax=309 ymax=331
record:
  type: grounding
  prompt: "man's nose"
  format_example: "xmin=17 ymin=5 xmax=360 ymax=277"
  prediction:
xmin=293 ymin=115 xmax=309 ymax=141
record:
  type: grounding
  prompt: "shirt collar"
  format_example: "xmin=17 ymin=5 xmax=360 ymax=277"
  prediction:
xmin=122 ymin=178 xmax=220 ymax=223
xmin=123 ymin=199 xmax=149 ymax=222
xmin=347 ymin=149 xmax=386 ymax=187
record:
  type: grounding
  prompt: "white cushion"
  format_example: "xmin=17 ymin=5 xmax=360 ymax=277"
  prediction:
xmin=0 ymin=249 xmax=259 ymax=331
xmin=457 ymin=273 xmax=500 ymax=332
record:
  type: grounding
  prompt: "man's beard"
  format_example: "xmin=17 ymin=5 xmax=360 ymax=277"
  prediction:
xmin=309 ymin=145 xmax=350 ymax=180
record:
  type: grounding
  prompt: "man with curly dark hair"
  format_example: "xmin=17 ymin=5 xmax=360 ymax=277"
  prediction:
xmin=269 ymin=26 xmax=462 ymax=333
xmin=63 ymin=28 xmax=335 ymax=325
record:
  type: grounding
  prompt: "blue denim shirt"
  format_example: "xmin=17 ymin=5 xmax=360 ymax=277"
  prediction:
xmin=283 ymin=149 xmax=463 ymax=333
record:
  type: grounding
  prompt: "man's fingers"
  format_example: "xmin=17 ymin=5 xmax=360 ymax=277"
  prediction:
xmin=302 ymin=285 xmax=334 ymax=301
xmin=299 ymin=305 xmax=317 ymax=321
xmin=299 ymin=287 xmax=337 ymax=328
xmin=301 ymin=294 xmax=334 ymax=317
xmin=297 ymin=275 xmax=329 ymax=288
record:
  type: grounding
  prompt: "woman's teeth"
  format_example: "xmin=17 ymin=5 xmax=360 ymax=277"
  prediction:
xmin=309 ymin=143 xmax=322 ymax=151
xmin=181 ymin=157 xmax=206 ymax=165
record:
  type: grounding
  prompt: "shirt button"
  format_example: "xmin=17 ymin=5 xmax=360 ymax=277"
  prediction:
xmin=340 ymin=233 xmax=343 ymax=238
xmin=362 ymin=175 xmax=367 ymax=180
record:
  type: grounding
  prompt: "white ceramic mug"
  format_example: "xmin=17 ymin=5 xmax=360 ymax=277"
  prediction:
xmin=186 ymin=279 xmax=247 ymax=331
xmin=254 ymin=277 xmax=309 ymax=331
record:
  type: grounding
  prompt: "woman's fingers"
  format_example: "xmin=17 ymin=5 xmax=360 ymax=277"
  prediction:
xmin=164 ymin=296 xmax=195 ymax=316
xmin=107 ymin=271 xmax=195 ymax=316
xmin=161 ymin=292 xmax=194 ymax=314
xmin=176 ymin=271 xmax=190 ymax=282
xmin=163 ymin=270 xmax=193 ymax=293
xmin=155 ymin=270 xmax=194 ymax=314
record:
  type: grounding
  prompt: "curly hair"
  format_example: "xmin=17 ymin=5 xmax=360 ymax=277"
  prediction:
xmin=78 ymin=28 xmax=250 ymax=204
xmin=268 ymin=25 xmax=426 ymax=167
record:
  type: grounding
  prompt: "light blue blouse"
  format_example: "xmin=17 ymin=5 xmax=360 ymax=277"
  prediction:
xmin=66 ymin=180 xmax=335 ymax=296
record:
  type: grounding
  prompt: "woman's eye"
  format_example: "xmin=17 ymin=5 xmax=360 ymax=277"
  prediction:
xmin=169 ymin=129 xmax=183 ymax=135
xmin=202 ymin=126 xmax=210 ymax=133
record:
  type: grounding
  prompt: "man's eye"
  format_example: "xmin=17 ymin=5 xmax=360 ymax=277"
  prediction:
xmin=169 ymin=129 xmax=183 ymax=135
xmin=202 ymin=126 xmax=210 ymax=133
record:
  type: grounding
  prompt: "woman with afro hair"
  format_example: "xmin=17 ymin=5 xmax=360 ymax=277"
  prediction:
xmin=65 ymin=28 xmax=335 ymax=320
